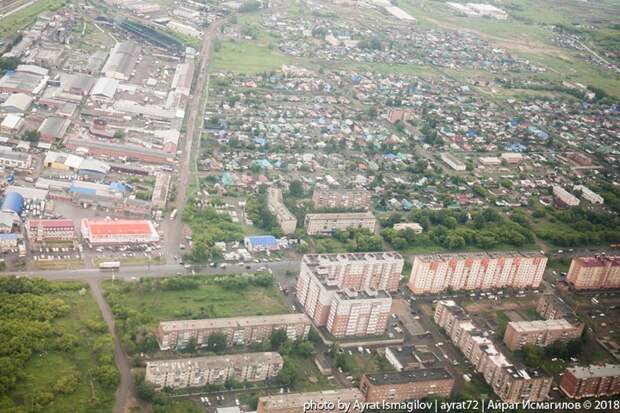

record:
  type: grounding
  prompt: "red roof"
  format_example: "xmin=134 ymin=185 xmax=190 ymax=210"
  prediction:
xmin=86 ymin=219 xmax=154 ymax=236
xmin=28 ymin=219 xmax=75 ymax=229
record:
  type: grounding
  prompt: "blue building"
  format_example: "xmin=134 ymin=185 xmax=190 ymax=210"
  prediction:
xmin=1 ymin=191 xmax=24 ymax=215
xmin=244 ymin=235 xmax=278 ymax=252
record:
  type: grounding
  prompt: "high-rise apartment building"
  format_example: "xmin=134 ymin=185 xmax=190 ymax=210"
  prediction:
xmin=566 ymin=256 xmax=620 ymax=290
xmin=408 ymin=251 xmax=547 ymax=295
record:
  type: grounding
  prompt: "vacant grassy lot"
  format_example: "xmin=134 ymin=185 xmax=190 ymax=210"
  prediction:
xmin=7 ymin=282 xmax=116 ymax=413
xmin=211 ymin=41 xmax=290 ymax=74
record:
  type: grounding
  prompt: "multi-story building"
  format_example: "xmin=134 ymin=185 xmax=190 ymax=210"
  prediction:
xmin=573 ymin=185 xmax=604 ymax=205
xmin=326 ymin=289 xmax=391 ymax=337
xmin=80 ymin=218 xmax=159 ymax=245
xmin=311 ymin=188 xmax=371 ymax=210
xmin=566 ymin=256 xmax=620 ymax=290
xmin=553 ymin=185 xmax=580 ymax=207
xmin=560 ymin=364 xmax=620 ymax=399
xmin=296 ymin=252 xmax=402 ymax=337
xmin=157 ymin=314 xmax=312 ymax=350
xmin=256 ymin=389 xmax=364 ymax=413
xmin=304 ymin=212 xmax=376 ymax=236
xmin=434 ymin=300 xmax=551 ymax=402
xmin=267 ymin=187 xmax=297 ymax=234
xmin=0 ymin=148 xmax=32 ymax=169
xmin=503 ymin=319 xmax=584 ymax=351
xmin=384 ymin=345 xmax=439 ymax=371
xmin=408 ymin=251 xmax=547 ymax=295
xmin=26 ymin=219 xmax=76 ymax=242
xmin=360 ymin=368 xmax=454 ymax=402
xmin=536 ymin=294 xmax=577 ymax=321
xmin=440 ymin=153 xmax=466 ymax=171
xmin=145 ymin=352 xmax=283 ymax=389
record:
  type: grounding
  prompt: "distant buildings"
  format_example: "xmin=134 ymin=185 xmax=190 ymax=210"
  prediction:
xmin=360 ymin=368 xmax=454 ymax=402
xmin=296 ymin=252 xmax=403 ymax=337
xmin=503 ymin=319 xmax=584 ymax=351
xmin=560 ymin=364 xmax=620 ymax=399
xmin=26 ymin=219 xmax=75 ymax=242
xmin=311 ymin=188 xmax=371 ymax=210
xmin=145 ymin=352 xmax=283 ymax=389
xmin=573 ymin=185 xmax=604 ymax=205
xmin=447 ymin=2 xmax=508 ymax=19
xmin=157 ymin=314 xmax=312 ymax=350
xmin=566 ymin=256 xmax=620 ymax=290
xmin=553 ymin=185 xmax=580 ymax=208
xmin=256 ymin=389 xmax=364 ymax=413
xmin=434 ymin=300 xmax=551 ymax=402
xmin=80 ymin=218 xmax=159 ymax=245
xmin=408 ymin=251 xmax=547 ymax=294
xmin=304 ymin=212 xmax=376 ymax=235
xmin=440 ymin=153 xmax=466 ymax=171
xmin=267 ymin=187 xmax=297 ymax=234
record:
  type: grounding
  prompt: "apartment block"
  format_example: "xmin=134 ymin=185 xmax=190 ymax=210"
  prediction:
xmin=304 ymin=212 xmax=376 ymax=235
xmin=157 ymin=313 xmax=312 ymax=350
xmin=553 ymin=185 xmax=580 ymax=207
xmin=440 ymin=152 xmax=466 ymax=171
xmin=360 ymin=368 xmax=454 ymax=402
xmin=257 ymin=389 xmax=364 ymax=413
xmin=560 ymin=364 xmax=620 ymax=399
xmin=503 ymin=319 xmax=584 ymax=351
xmin=145 ymin=352 xmax=283 ymax=389
xmin=267 ymin=187 xmax=297 ymax=234
xmin=566 ymin=256 xmax=620 ymax=290
xmin=434 ymin=300 xmax=552 ymax=402
xmin=326 ymin=289 xmax=391 ymax=337
xmin=296 ymin=252 xmax=403 ymax=337
xmin=311 ymin=188 xmax=371 ymax=210
xmin=408 ymin=251 xmax=547 ymax=295
xmin=573 ymin=185 xmax=604 ymax=205
xmin=536 ymin=294 xmax=582 ymax=326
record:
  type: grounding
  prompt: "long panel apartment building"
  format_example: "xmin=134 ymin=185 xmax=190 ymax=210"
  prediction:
xmin=360 ymin=368 xmax=454 ymax=402
xmin=560 ymin=364 xmax=620 ymax=399
xmin=311 ymin=188 xmax=371 ymax=210
xmin=296 ymin=252 xmax=403 ymax=337
xmin=503 ymin=319 xmax=584 ymax=351
xmin=304 ymin=212 xmax=376 ymax=235
xmin=145 ymin=352 xmax=283 ymax=389
xmin=267 ymin=187 xmax=297 ymax=234
xmin=566 ymin=256 xmax=620 ymax=290
xmin=408 ymin=251 xmax=547 ymax=294
xmin=157 ymin=313 xmax=312 ymax=350
xmin=257 ymin=389 xmax=364 ymax=413
xmin=434 ymin=300 xmax=551 ymax=402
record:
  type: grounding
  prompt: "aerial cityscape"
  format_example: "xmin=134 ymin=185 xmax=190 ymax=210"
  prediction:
xmin=0 ymin=0 xmax=618 ymax=412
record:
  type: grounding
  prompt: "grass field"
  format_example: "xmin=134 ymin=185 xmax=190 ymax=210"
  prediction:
xmin=8 ymin=283 xmax=116 ymax=413
xmin=211 ymin=41 xmax=290 ymax=74
xmin=0 ymin=0 xmax=64 ymax=38
xmin=33 ymin=258 xmax=84 ymax=270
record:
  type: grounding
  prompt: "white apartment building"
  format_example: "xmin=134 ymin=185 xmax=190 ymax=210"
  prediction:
xmin=326 ymin=289 xmax=391 ymax=337
xmin=573 ymin=185 xmax=604 ymax=205
xmin=304 ymin=211 xmax=376 ymax=235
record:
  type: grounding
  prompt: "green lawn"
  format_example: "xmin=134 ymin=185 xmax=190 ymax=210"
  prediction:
xmin=211 ymin=41 xmax=290 ymax=74
xmin=8 ymin=284 xmax=116 ymax=413
xmin=0 ymin=0 xmax=65 ymax=38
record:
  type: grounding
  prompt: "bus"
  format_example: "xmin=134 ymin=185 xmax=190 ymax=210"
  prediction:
xmin=99 ymin=261 xmax=121 ymax=270
xmin=170 ymin=209 xmax=178 ymax=221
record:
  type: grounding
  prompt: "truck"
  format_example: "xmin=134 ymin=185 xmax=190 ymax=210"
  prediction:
xmin=99 ymin=261 xmax=121 ymax=270
xmin=170 ymin=209 xmax=178 ymax=221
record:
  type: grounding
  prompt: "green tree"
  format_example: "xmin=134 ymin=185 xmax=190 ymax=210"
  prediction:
xmin=288 ymin=181 xmax=304 ymax=197
xmin=207 ymin=332 xmax=228 ymax=353
xmin=270 ymin=329 xmax=288 ymax=351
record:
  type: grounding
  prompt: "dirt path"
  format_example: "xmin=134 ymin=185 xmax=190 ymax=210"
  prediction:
xmin=88 ymin=279 xmax=136 ymax=413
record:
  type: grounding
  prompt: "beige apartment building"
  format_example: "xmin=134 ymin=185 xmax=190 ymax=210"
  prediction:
xmin=566 ymin=256 xmax=620 ymax=290
xmin=157 ymin=313 xmax=312 ymax=350
xmin=267 ymin=187 xmax=297 ymax=234
xmin=408 ymin=251 xmax=547 ymax=294
xmin=304 ymin=212 xmax=376 ymax=235
xmin=503 ymin=319 xmax=584 ymax=351
xmin=256 ymin=389 xmax=364 ymax=413
xmin=311 ymin=188 xmax=371 ymax=210
xmin=360 ymin=368 xmax=454 ymax=402
xmin=434 ymin=300 xmax=552 ymax=402
xmin=296 ymin=252 xmax=403 ymax=337
xmin=145 ymin=352 xmax=283 ymax=389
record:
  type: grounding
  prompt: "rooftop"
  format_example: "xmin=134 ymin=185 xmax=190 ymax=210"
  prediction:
xmin=364 ymin=367 xmax=452 ymax=385
xmin=568 ymin=364 xmax=620 ymax=379
xmin=258 ymin=389 xmax=364 ymax=409
xmin=159 ymin=313 xmax=310 ymax=332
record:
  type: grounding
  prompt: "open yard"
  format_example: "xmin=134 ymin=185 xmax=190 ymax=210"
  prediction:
xmin=211 ymin=41 xmax=290 ymax=74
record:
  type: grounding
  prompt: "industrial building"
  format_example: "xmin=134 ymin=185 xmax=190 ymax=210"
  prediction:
xmin=311 ymin=188 xmax=371 ymax=210
xmin=0 ymin=65 xmax=48 ymax=94
xmin=157 ymin=313 xmax=311 ymax=350
xmin=0 ymin=93 xmax=33 ymax=113
xmin=560 ymin=364 xmax=620 ymax=399
xmin=0 ymin=147 xmax=32 ymax=169
xmin=267 ymin=187 xmax=297 ymax=234
xmin=304 ymin=211 xmax=376 ymax=235
xmin=408 ymin=251 xmax=547 ymax=294
xmin=26 ymin=219 xmax=76 ymax=242
xmin=38 ymin=117 xmax=70 ymax=143
xmin=566 ymin=256 xmax=620 ymax=290
xmin=80 ymin=218 xmax=159 ymax=245
xmin=434 ymin=300 xmax=552 ymax=402
xmin=296 ymin=252 xmax=402 ymax=337
xmin=256 ymin=389 xmax=364 ymax=413
xmin=360 ymin=368 xmax=454 ymax=402
xmin=145 ymin=352 xmax=283 ymax=389
xmin=503 ymin=319 xmax=584 ymax=351
xmin=102 ymin=41 xmax=141 ymax=80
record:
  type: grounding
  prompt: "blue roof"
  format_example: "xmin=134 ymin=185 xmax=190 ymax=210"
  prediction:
xmin=110 ymin=182 xmax=128 ymax=192
xmin=1 ymin=192 xmax=24 ymax=215
xmin=245 ymin=235 xmax=277 ymax=246
xmin=0 ymin=233 xmax=17 ymax=240
xmin=69 ymin=185 xmax=96 ymax=195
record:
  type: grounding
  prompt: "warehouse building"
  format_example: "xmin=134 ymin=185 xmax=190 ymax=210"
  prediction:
xmin=0 ymin=93 xmax=33 ymax=113
xmin=80 ymin=218 xmax=159 ymax=245
xmin=38 ymin=117 xmax=70 ymax=143
xmin=157 ymin=313 xmax=311 ymax=350
xmin=145 ymin=352 xmax=283 ymax=389
xmin=102 ymin=41 xmax=140 ymax=80
xmin=90 ymin=77 xmax=119 ymax=100
xmin=1 ymin=192 xmax=24 ymax=216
